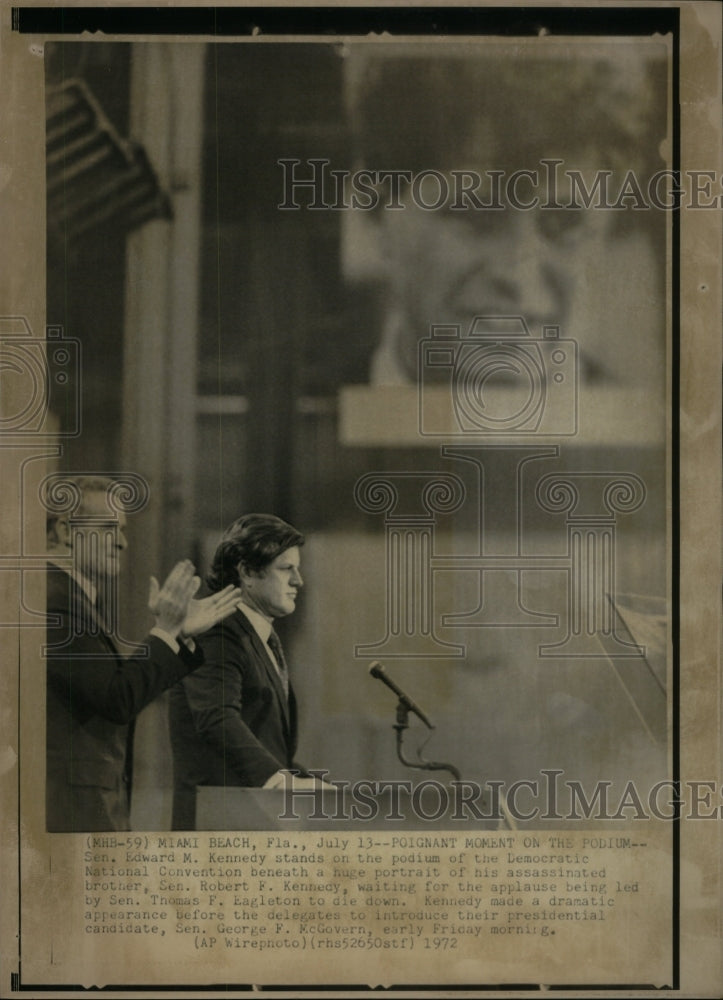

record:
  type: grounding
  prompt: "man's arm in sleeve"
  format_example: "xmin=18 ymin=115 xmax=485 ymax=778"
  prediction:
xmin=180 ymin=626 xmax=284 ymax=787
xmin=46 ymin=607 xmax=204 ymax=725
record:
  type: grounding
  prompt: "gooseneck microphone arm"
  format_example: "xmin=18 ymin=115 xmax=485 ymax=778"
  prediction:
xmin=369 ymin=661 xmax=462 ymax=782
xmin=369 ymin=661 xmax=434 ymax=729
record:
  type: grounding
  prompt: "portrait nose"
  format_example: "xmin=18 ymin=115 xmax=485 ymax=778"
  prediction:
xmin=483 ymin=221 xmax=566 ymax=329
xmin=291 ymin=567 xmax=303 ymax=587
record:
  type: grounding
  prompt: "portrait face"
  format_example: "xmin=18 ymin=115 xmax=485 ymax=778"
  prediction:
xmin=375 ymin=168 xmax=636 ymax=387
xmin=72 ymin=490 xmax=128 ymax=584
xmin=241 ymin=545 xmax=303 ymax=621
xmin=352 ymin=49 xmax=668 ymax=395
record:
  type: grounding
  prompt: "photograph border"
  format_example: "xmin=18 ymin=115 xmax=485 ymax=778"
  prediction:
xmin=2 ymin=3 xmax=720 ymax=997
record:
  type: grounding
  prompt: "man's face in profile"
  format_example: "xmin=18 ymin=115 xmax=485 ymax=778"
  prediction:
xmin=241 ymin=546 xmax=303 ymax=621
xmin=73 ymin=490 xmax=128 ymax=585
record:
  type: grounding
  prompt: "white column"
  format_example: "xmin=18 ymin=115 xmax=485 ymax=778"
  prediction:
xmin=122 ymin=42 xmax=206 ymax=581
xmin=121 ymin=43 xmax=206 ymax=828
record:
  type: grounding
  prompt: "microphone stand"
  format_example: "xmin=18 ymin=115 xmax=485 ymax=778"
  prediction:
xmin=393 ymin=701 xmax=461 ymax=782
xmin=389 ymin=701 xmax=516 ymax=832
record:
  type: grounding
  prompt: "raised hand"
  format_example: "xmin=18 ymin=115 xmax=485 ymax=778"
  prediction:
xmin=181 ymin=584 xmax=241 ymax=637
xmin=148 ymin=560 xmax=200 ymax=638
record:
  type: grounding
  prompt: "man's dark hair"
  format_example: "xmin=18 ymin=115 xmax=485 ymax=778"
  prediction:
xmin=206 ymin=513 xmax=305 ymax=593
xmin=351 ymin=50 xmax=667 ymax=179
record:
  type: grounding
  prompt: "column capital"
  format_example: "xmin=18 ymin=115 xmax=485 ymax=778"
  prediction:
xmin=535 ymin=472 xmax=646 ymax=521
xmin=40 ymin=472 xmax=150 ymax=520
xmin=354 ymin=471 xmax=466 ymax=522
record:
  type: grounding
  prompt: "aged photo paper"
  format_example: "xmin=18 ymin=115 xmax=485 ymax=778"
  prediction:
xmin=1 ymin=2 xmax=721 ymax=997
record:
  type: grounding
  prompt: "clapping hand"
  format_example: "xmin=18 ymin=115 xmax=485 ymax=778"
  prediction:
xmin=148 ymin=560 xmax=200 ymax=638
xmin=181 ymin=584 xmax=241 ymax=637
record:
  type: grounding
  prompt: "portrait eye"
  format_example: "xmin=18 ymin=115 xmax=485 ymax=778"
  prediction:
xmin=450 ymin=206 xmax=509 ymax=235
xmin=536 ymin=208 xmax=587 ymax=244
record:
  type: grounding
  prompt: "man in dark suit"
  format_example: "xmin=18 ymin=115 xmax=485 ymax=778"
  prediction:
xmin=45 ymin=476 xmax=240 ymax=832
xmin=169 ymin=513 xmax=329 ymax=830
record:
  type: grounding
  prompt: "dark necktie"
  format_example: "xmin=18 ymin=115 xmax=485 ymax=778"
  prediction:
xmin=267 ymin=630 xmax=290 ymax=699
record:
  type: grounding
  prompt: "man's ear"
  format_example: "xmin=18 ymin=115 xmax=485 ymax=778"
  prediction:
xmin=236 ymin=560 xmax=256 ymax=588
xmin=49 ymin=516 xmax=71 ymax=548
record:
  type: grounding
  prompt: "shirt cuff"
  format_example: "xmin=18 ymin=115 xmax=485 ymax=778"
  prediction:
xmin=262 ymin=770 xmax=288 ymax=789
xmin=150 ymin=627 xmax=180 ymax=654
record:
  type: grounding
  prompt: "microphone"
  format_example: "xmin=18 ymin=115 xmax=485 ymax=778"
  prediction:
xmin=369 ymin=661 xmax=434 ymax=729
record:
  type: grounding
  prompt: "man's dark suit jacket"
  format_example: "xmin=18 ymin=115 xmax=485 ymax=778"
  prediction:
xmin=168 ymin=607 xmax=304 ymax=830
xmin=45 ymin=565 xmax=202 ymax=832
